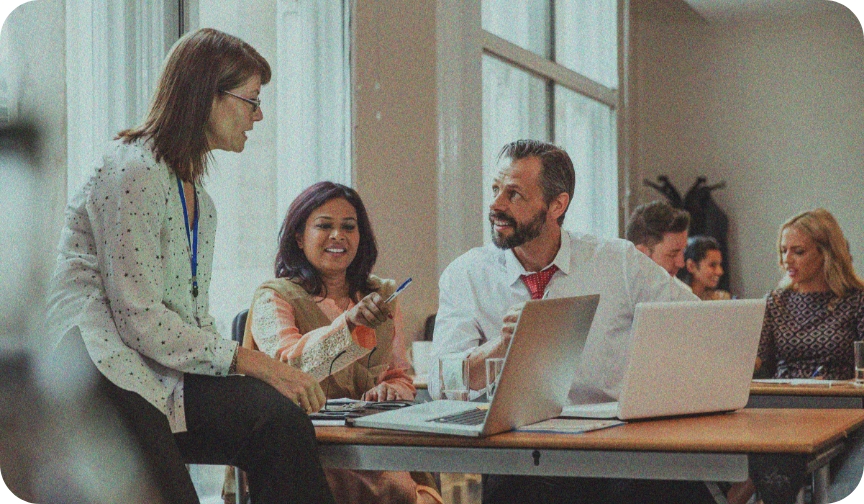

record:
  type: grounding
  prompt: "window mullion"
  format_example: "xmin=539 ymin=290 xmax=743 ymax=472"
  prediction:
xmin=481 ymin=30 xmax=617 ymax=108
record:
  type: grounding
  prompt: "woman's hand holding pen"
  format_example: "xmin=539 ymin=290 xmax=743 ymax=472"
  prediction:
xmin=346 ymin=292 xmax=392 ymax=331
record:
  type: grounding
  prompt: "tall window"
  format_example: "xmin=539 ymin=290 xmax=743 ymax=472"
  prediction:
xmin=275 ymin=0 xmax=353 ymax=213
xmin=481 ymin=0 xmax=619 ymax=241
xmin=65 ymin=0 xmax=179 ymax=197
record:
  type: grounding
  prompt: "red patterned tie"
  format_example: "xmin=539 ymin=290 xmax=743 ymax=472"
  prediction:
xmin=520 ymin=265 xmax=559 ymax=300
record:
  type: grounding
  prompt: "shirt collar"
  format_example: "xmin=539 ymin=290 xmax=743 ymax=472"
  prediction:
xmin=503 ymin=230 xmax=572 ymax=285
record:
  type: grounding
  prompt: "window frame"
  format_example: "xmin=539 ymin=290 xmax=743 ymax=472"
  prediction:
xmin=436 ymin=0 xmax=630 ymax=272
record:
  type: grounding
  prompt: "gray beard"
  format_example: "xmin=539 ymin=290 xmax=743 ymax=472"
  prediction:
xmin=490 ymin=208 xmax=547 ymax=250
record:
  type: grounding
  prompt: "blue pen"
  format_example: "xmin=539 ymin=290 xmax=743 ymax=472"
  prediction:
xmin=384 ymin=278 xmax=412 ymax=303
xmin=811 ymin=365 xmax=825 ymax=378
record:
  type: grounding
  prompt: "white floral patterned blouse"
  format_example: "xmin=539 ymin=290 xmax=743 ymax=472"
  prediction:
xmin=45 ymin=138 xmax=237 ymax=433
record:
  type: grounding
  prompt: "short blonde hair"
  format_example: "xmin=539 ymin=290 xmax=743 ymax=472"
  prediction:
xmin=778 ymin=208 xmax=864 ymax=297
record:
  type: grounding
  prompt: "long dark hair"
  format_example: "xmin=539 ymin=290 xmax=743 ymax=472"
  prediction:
xmin=118 ymin=28 xmax=271 ymax=182
xmin=275 ymin=182 xmax=378 ymax=299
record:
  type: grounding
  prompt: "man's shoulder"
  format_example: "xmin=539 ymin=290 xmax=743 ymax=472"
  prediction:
xmin=566 ymin=231 xmax=635 ymax=259
xmin=442 ymin=243 xmax=505 ymax=277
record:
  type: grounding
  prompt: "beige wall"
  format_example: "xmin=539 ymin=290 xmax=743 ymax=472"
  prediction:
xmin=353 ymin=0 xmax=439 ymax=340
xmin=631 ymin=1 xmax=864 ymax=299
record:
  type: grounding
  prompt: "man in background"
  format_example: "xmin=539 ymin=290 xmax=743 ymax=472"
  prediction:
xmin=625 ymin=200 xmax=690 ymax=278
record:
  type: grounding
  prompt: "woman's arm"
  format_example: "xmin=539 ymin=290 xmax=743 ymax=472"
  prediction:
xmin=754 ymin=294 xmax=777 ymax=377
xmin=362 ymin=303 xmax=416 ymax=401
xmin=89 ymin=154 xmax=234 ymax=375
xmin=234 ymin=346 xmax=326 ymax=412
xmin=250 ymin=289 xmax=375 ymax=380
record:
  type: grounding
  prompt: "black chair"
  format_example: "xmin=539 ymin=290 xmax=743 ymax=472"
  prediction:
xmin=231 ymin=309 xmax=249 ymax=345
xmin=228 ymin=309 xmax=250 ymax=504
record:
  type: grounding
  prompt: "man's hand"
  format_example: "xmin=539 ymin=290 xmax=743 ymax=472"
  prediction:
xmin=345 ymin=292 xmax=391 ymax=331
xmin=500 ymin=301 xmax=526 ymax=348
xmin=465 ymin=302 xmax=526 ymax=391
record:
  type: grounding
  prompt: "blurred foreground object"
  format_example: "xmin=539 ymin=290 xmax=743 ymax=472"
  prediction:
xmin=0 ymin=123 xmax=162 ymax=503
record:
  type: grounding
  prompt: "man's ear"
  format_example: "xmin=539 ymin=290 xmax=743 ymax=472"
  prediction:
xmin=634 ymin=243 xmax=651 ymax=257
xmin=549 ymin=193 xmax=570 ymax=223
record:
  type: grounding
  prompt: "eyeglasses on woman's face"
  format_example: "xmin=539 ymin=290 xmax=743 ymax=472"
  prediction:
xmin=220 ymin=90 xmax=261 ymax=113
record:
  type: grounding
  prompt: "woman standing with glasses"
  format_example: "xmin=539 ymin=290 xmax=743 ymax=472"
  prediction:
xmin=45 ymin=28 xmax=334 ymax=503
xmin=236 ymin=181 xmax=442 ymax=504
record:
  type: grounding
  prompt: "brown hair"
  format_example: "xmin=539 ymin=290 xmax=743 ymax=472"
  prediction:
xmin=497 ymin=140 xmax=575 ymax=226
xmin=625 ymin=200 xmax=690 ymax=249
xmin=117 ymin=28 xmax=271 ymax=182
xmin=777 ymin=208 xmax=864 ymax=297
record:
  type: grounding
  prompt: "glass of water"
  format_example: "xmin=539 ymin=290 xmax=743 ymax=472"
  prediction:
xmin=855 ymin=341 xmax=864 ymax=386
xmin=485 ymin=357 xmax=505 ymax=401
xmin=438 ymin=353 xmax=470 ymax=400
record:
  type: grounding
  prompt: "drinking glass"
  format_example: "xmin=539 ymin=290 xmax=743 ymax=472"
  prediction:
xmin=438 ymin=353 xmax=470 ymax=401
xmin=485 ymin=357 xmax=505 ymax=401
xmin=854 ymin=341 xmax=864 ymax=386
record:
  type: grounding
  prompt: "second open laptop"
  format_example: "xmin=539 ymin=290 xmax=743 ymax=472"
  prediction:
xmin=563 ymin=298 xmax=766 ymax=421
xmin=352 ymin=295 xmax=600 ymax=437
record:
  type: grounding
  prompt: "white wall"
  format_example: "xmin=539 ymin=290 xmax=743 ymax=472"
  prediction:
xmin=353 ymin=0 xmax=440 ymax=340
xmin=631 ymin=1 xmax=864 ymax=299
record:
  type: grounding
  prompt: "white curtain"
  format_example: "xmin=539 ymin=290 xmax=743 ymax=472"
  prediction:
xmin=276 ymin=0 xmax=352 ymax=221
xmin=65 ymin=0 xmax=173 ymax=197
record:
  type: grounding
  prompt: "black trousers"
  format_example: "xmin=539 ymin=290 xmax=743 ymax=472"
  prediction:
xmin=57 ymin=332 xmax=336 ymax=504
xmin=482 ymin=475 xmax=717 ymax=504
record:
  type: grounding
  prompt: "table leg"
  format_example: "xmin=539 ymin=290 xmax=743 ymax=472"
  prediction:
xmin=811 ymin=465 xmax=829 ymax=504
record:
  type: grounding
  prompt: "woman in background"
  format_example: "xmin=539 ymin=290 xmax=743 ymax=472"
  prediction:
xmin=751 ymin=208 xmax=864 ymax=503
xmin=242 ymin=181 xmax=442 ymax=504
xmin=755 ymin=208 xmax=864 ymax=380
xmin=679 ymin=235 xmax=731 ymax=300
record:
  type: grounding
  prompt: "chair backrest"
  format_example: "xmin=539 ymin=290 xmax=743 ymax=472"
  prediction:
xmin=423 ymin=314 xmax=436 ymax=342
xmin=231 ymin=310 xmax=249 ymax=344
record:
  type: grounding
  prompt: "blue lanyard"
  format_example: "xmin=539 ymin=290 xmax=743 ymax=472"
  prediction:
xmin=176 ymin=176 xmax=199 ymax=298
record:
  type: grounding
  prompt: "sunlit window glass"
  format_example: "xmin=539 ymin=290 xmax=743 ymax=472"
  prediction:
xmin=554 ymin=84 xmax=618 ymax=238
xmin=482 ymin=55 xmax=549 ymax=244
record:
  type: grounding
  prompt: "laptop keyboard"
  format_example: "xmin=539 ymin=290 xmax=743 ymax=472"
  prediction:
xmin=428 ymin=408 xmax=488 ymax=425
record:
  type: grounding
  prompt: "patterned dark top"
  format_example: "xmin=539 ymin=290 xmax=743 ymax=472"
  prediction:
xmin=758 ymin=288 xmax=864 ymax=379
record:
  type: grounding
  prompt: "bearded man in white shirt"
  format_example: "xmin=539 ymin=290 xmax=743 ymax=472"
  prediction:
xmin=431 ymin=139 xmax=712 ymax=504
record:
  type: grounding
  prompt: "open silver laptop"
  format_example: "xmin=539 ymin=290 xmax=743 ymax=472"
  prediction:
xmin=353 ymin=295 xmax=600 ymax=437
xmin=563 ymin=299 xmax=766 ymax=421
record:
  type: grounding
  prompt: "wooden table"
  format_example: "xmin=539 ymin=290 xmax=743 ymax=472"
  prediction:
xmin=748 ymin=380 xmax=864 ymax=409
xmin=316 ymin=408 xmax=864 ymax=504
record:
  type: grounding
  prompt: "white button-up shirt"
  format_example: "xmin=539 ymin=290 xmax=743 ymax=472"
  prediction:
xmin=430 ymin=230 xmax=697 ymax=402
xmin=45 ymin=139 xmax=237 ymax=433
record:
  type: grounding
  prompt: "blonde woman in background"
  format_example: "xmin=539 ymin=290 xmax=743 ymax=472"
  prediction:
xmin=755 ymin=208 xmax=864 ymax=380
xmin=752 ymin=208 xmax=864 ymax=504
